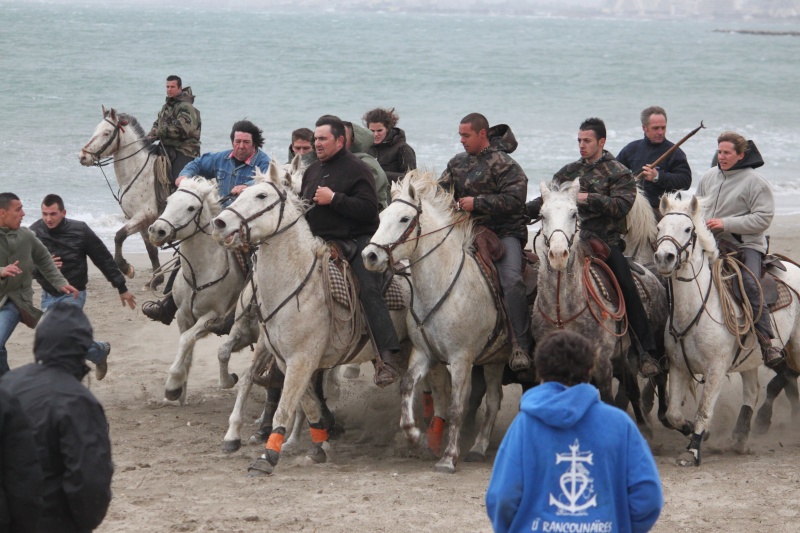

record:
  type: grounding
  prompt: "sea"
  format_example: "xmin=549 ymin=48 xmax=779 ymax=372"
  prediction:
xmin=2 ymin=1 xmax=800 ymax=252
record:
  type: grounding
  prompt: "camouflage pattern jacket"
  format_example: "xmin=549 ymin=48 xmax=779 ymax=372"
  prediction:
xmin=440 ymin=124 xmax=529 ymax=242
xmin=526 ymin=151 xmax=635 ymax=245
xmin=149 ymin=87 xmax=201 ymax=158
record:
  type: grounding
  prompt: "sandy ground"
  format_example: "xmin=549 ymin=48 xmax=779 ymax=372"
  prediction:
xmin=6 ymin=215 xmax=800 ymax=532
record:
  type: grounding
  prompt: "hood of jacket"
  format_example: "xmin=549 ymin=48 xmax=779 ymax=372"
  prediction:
xmin=33 ymin=300 xmax=93 ymax=377
xmin=487 ymin=124 xmax=518 ymax=154
xmin=521 ymin=381 xmax=600 ymax=429
xmin=168 ymin=86 xmax=196 ymax=105
xmin=382 ymin=127 xmax=408 ymax=146
xmin=727 ymin=139 xmax=764 ymax=171
xmin=350 ymin=123 xmax=376 ymax=153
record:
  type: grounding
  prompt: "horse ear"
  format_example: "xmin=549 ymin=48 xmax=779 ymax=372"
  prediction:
xmin=101 ymin=105 xmax=107 ymax=117
xmin=290 ymin=154 xmax=302 ymax=174
xmin=567 ymin=178 xmax=580 ymax=199
xmin=267 ymin=160 xmax=282 ymax=185
xmin=539 ymin=180 xmax=550 ymax=201
xmin=109 ymin=108 xmax=117 ymax=121
xmin=408 ymin=183 xmax=417 ymax=201
xmin=659 ymin=193 xmax=670 ymax=215
xmin=688 ymin=195 xmax=699 ymax=217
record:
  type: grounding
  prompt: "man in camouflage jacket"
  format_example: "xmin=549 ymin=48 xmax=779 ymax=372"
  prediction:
xmin=440 ymin=113 xmax=532 ymax=371
xmin=148 ymin=75 xmax=201 ymax=185
xmin=525 ymin=118 xmax=660 ymax=378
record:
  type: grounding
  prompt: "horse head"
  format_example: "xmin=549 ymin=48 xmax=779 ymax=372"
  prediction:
xmin=212 ymin=161 xmax=297 ymax=248
xmin=654 ymin=192 xmax=717 ymax=277
xmin=148 ymin=178 xmax=220 ymax=246
xmin=79 ymin=106 xmax=144 ymax=166
xmin=537 ymin=179 xmax=581 ymax=271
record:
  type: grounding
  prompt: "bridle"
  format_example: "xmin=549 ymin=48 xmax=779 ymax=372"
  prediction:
xmin=534 ymin=213 xmax=579 ymax=272
xmin=652 ymin=211 xmax=698 ymax=281
xmin=221 ymin=182 xmax=311 ymax=247
xmin=154 ymin=189 xmax=210 ymax=246
xmin=367 ymin=198 xmax=422 ymax=268
xmin=82 ymin=116 xmax=128 ymax=161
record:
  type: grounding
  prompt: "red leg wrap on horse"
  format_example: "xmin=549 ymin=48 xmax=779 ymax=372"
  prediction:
xmin=422 ymin=392 xmax=434 ymax=421
xmin=427 ymin=416 xmax=445 ymax=456
xmin=309 ymin=427 xmax=329 ymax=443
xmin=266 ymin=432 xmax=284 ymax=453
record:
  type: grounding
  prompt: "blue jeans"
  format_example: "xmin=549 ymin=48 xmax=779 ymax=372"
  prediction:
xmin=41 ymin=291 xmax=107 ymax=365
xmin=0 ymin=300 xmax=21 ymax=376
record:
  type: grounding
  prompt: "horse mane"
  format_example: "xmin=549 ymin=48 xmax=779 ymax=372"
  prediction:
xmin=252 ymin=167 xmax=309 ymax=214
xmin=107 ymin=110 xmax=157 ymax=153
xmin=625 ymin=187 xmax=659 ymax=250
xmin=179 ymin=177 xmax=223 ymax=217
xmin=394 ymin=169 xmax=475 ymax=250
xmin=662 ymin=192 xmax=719 ymax=259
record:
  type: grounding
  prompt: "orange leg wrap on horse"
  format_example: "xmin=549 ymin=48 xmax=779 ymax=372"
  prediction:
xmin=422 ymin=391 xmax=434 ymax=421
xmin=309 ymin=427 xmax=329 ymax=443
xmin=427 ymin=416 xmax=445 ymax=456
xmin=266 ymin=432 xmax=284 ymax=454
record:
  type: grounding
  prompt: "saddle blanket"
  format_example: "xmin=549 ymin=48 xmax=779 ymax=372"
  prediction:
xmin=327 ymin=261 xmax=408 ymax=310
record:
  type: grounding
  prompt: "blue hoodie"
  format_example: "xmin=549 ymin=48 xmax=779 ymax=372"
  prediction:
xmin=486 ymin=382 xmax=663 ymax=533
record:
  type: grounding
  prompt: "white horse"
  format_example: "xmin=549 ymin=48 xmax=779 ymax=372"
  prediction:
xmin=79 ymin=107 xmax=164 ymax=283
xmin=211 ymin=162 xmax=413 ymax=476
xmin=654 ymin=192 xmax=800 ymax=466
xmin=533 ymin=179 xmax=667 ymax=437
xmin=362 ymin=170 xmax=510 ymax=474
xmin=147 ymin=178 xmax=247 ymax=404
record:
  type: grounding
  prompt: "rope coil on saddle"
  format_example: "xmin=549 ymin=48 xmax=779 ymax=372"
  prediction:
xmin=320 ymin=247 xmax=366 ymax=356
xmin=711 ymin=255 xmax=761 ymax=352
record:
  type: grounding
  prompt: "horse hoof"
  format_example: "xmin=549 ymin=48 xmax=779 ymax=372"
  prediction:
xmin=247 ymin=456 xmax=274 ymax=477
xmin=231 ymin=373 xmax=239 ymax=385
xmin=125 ymin=265 xmax=135 ymax=278
xmin=676 ymin=450 xmax=699 ymax=467
xmin=222 ymin=439 xmax=241 ymax=453
xmin=164 ymin=387 xmax=183 ymax=401
xmin=304 ymin=441 xmax=330 ymax=465
xmin=464 ymin=451 xmax=486 ymax=463
xmin=434 ymin=461 xmax=457 ymax=474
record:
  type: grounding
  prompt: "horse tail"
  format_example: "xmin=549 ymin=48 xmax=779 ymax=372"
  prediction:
xmin=625 ymin=188 xmax=658 ymax=254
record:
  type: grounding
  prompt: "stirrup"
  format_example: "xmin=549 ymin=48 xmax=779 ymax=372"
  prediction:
xmin=373 ymin=355 xmax=400 ymax=388
xmin=762 ymin=345 xmax=784 ymax=369
xmin=639 ymin=355 xmax=661 ymax=379
xmin=509 ymin=347 xmax=531 ymax=372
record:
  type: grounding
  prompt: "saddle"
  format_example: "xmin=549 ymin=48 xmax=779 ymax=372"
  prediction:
xmin=472 ymin=226 xmax=539 ymax=307
xmin=326 ymin=242 xmax=408 ymax=311
xmin=716 ymin=240 xmax=789 ymax=311
xmin=154 ymin=151 xmax=174 ymax=214
xmin=576 ymin=240 xmax=650 ymax=310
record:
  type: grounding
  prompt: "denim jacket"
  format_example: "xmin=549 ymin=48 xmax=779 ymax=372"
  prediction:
xmin=180 ymin=149 xmax=272 ymax=204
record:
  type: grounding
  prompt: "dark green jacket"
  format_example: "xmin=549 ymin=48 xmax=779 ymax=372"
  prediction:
xmin=350 ymin=123 xmax=389 ymax=209
xmin=367 ymin=127 xmax=416 ymax=183
xmin=440 ymin=124 xmax=529 ymax=242
xmin=149 ymin=87 xmax=201 ymax=158
xmin=526 ymin=150 xmax=635 ymax=245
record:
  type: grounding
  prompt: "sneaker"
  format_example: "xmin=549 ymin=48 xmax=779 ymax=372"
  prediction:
xmin=639 ymin=354 xmax=661 ymax=379
xmin=95 ymin=342 xmax=110 ymax=381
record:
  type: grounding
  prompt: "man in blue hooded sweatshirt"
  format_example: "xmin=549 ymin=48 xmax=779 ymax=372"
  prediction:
xmin=486 ymin=330 xmax=663 ymax=533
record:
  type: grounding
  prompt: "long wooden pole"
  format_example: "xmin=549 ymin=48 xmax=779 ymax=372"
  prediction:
xmin=635 ymin=121 xmax=705 ymax=181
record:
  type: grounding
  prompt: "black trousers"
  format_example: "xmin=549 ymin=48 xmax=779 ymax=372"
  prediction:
xmin=740 ymin=247 xmax=773 ymax=340
xmin=167 ymin=149 xmax=194 ymax=187
xmin=606 ymin=244 xmax=656 ymax=354
xmin=496 ymin=237 xmax=531 ymax=353
xmin=351 ymin=234 xmax=400 ymax=353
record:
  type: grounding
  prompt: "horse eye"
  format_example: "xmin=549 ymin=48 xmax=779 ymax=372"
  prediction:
xmin=188 ymin=206 xmax=196 ymax=212
xmin=256 ymin=193 xmax=268 ymax=199
xmin=400 ymin=216 xmax=410 ymax=223
xmin=684 ymin=227 xmax=690 ymax=233
xmin=571 ymin=212 xmax=577 ymax=219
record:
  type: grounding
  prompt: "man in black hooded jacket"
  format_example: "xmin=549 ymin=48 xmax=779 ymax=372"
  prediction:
xmin=0 ymin=301 xmax=113 ymax=532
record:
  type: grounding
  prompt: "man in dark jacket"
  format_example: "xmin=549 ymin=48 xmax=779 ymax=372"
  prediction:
xmin=526 ymin=118 xmax=660 ymax=378
xmin=30 ymin=194 xmax=136 ymax=380
xmin=440 ymin=113 xmax=532 ymax=371
xmin=0 ymin=301 xmax=113 ymax=532
xmin=0 ymin=386 xmax=43 ymax=533
xmin=301 ymin=115 xmax=401 ymax=387
xmin=148 ymin=75 xmax=202 ymax=185
xmin=616 ymin=105 xmax=692 ymax=210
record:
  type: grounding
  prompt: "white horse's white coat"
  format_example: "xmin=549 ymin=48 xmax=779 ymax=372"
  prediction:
xmin=654 ymin=193 xmax=800 ymax=466
xmin=147 ymin=178 xmax=247 ymax=404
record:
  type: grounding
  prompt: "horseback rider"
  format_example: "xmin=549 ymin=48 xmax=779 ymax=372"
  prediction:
xmin=300 ymin=115 xmax=402 ymax=387
xmin=142 ymin=120 xmax=271 ymax=325
xmin=526 ymin=118 xmax=661 ymax=378
xmin=147 ymin=75 xmax=201 ymax=187
xmin=697 ymin=131 xmax=783 ymax=368
xmin=440 ymin=113 xmax=532 ymax=372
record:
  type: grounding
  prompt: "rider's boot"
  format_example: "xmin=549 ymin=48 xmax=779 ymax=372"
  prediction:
xmin=639 ymin=351 xmax=661 ymax=379
xmin=142 ymin=294 xmax=178 ymax=326
xmin=205 ymin=307 xmax=236 ymax=336
xmin=373 ymin=349 xmax=402 ymax=388
xmin=509 ymin=346 xmax=531 ymax=372
xmin=759 ymin=335 xmax=784 ymax=368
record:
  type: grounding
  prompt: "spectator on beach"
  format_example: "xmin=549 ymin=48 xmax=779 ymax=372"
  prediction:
xmin=1 ymin=192 xmax=78 ymax=376
xmin=30 ymin=194 xmax=137 ymax=380
xmin=697 ymin=131 xmax=782 ymax=368
xmin=343 ymin=121 xmax=390 ymax=209
xmin=288 ymin=127 xmax=314 ymax=163
xmin=363 ymin=107 xmax=417 ymax=183
xmin=525 ymin=118 xmax=661 ymax=379
xmin=616 ymin=105 xmax=691 ymax=210
xmin=0 ymin=301 xmax=113 ymax=533
xmin=485 ymin=330 xmax=663 ymax=533
xmin=143 ymin=120 xmax=272 ymax=326
xmin=0 ymin=386 xmax=44 ymax=533
xmin=148 ymin=75 xmax=202 ymax=186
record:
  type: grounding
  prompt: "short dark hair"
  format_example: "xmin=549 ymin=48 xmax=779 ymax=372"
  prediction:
xmin=579 ymin=117 xmax=606 ymax=142
xmin=460 ymin=113 xmax=490 ymax=135
xmin=42 ymin=194 xmax=65 ymax=211
xmin=167 ymin=75 xmax=182 ymax=87
xmin=534 ymin=331 xmax=595 ymax=386
xmin=230 ymin=120 xmax=264 ymax=149
xmin=315 ymin=115 xmax=346 ymax=141
xmin=640 ymin=106 xmax=667 ymax=127
xmin=0 ymin=192 xmax=20 ymax=210
xmin=291 ymin=128 xmax=314 ymax=144
xmin=362 ymin=107 xmax=399 ymax=129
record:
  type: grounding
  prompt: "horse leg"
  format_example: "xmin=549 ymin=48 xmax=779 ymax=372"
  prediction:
xmin=678 ymin=367 xmax=725 ymax=467
xmin=248 ymin=357 xmax=316 ymax=477
xmin=399 ymin=347 xmax=432 ymax=448
xmin=732 ymin=368 xmax=760 ymax=452
xmin=419 ymin=374 xmax=434 ymax=426
xmin=164 ymin=311 xmax=214 ymax=404
xmin=140 ymin=229 xmax=164 ymax=289
xmin=297 ymin=377 xmax=333 ymax=465
xmin=594 ymin=349 xmax=615 ymax=405
xmin=465 ymin=363 xmax=504 ymax=462
xmin=622 ymin=351 xmax=653 ymax=439
xmin=464 ymin=365 xmax=487 ymax=436
xmin=114 ymin=217 xmax=148 ymax=279
xmin=786 ymin=367 xmax=800 ymax=421
xmin=654 ymin=372 xmax=670 ymax=428
xmin=754 ymin=364 xmax=789 ymax=435
xmin=316 ymin=369 xmax=343 ymax=439
xmin=222 ymin=336 xmax=267 ymax=452
xmin=217 ymin=313 xmax=254 ymax=389
xmin=282 ymin=407 xmax=305 ymax=455
xmin=436 ymin=358 xmax=472 ymax=474
xmin=664 ymin=356 xmax=694 ymax=437
xmin=423 ymin=363 xmax=450 ymax=457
